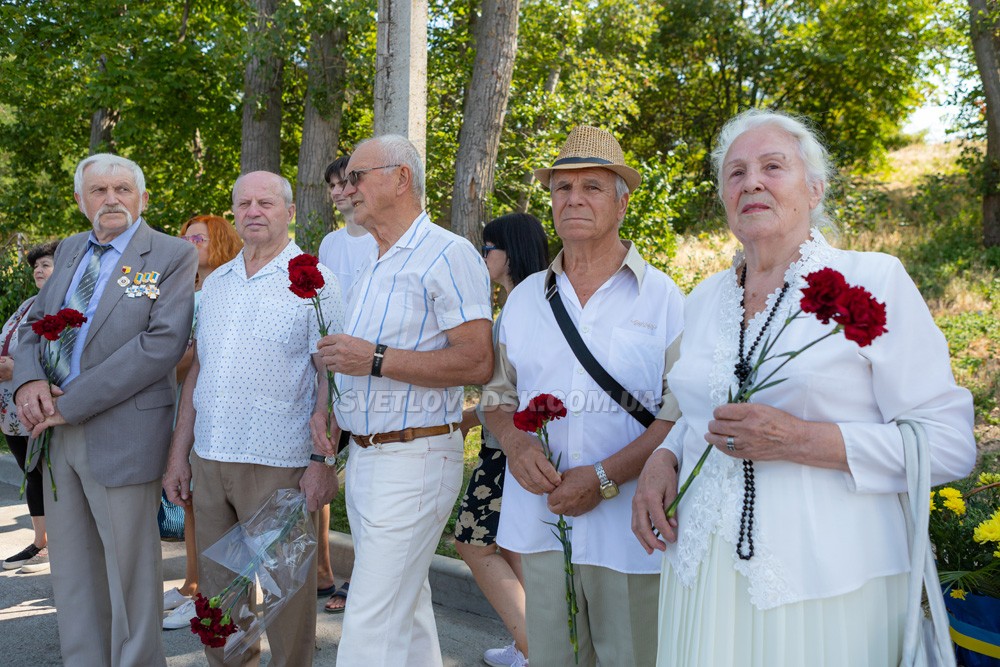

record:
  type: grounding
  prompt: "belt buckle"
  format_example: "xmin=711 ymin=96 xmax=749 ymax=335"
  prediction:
xmin=356 ymin=433 xmax=376 ymax=448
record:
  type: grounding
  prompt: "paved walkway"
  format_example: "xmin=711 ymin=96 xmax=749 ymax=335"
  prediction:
xmin=0 ymin=455 xmax=506 ymax=666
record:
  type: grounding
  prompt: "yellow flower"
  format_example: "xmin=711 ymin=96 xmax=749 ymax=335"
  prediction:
xmin=973 ymin=510 xmax=1000 ymax=544
xmin=950 ymin=588 xmax=967 ymax=600
xmin=939 ymin=487 xmax=962 ymax=500
xmin=929 ymin=491 xmax=937 ymax=512
xmin=943 ymin=496 xmax=967 ymax=516
xmin=978 ymin=472 xmax=1000 ymax=485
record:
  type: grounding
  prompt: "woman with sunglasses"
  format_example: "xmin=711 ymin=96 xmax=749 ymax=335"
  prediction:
xmin=162 ymin=214 xmax=242 ymax=628
xmin=455 ymin=212 xmax=550 ymax=667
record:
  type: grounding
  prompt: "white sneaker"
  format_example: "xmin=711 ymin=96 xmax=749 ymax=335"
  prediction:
xmin=18 ymin=548 xmax=49 ymax=573
xmin=163 ymin=599 xmax=196 ymax=630
xmin=484 ymin=641 xmax=528 ymax=667
xmin=163 ymin=587 xmax=189 ymax=611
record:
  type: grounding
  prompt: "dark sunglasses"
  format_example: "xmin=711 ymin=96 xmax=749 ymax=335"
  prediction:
xmin=346 ymin=164 xmax=401 ymax=186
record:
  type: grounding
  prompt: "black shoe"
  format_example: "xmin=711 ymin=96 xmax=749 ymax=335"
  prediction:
xmin=3 ymin=543 xmax=41 ymax=570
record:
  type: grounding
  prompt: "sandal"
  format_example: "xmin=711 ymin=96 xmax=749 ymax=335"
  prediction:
xmin=323 ymin=582 xmax=349 ymax=614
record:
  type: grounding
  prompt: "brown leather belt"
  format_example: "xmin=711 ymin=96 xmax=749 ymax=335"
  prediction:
xmin=352 ymin=422 xmax=461 ymax=449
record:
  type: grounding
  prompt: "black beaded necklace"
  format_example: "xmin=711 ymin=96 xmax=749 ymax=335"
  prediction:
xmin=734 ymin=263 xmax=790 ymax=561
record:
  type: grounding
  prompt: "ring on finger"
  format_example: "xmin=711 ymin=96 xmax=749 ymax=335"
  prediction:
xmin=726 ymin=435 xmax=736 ymax=451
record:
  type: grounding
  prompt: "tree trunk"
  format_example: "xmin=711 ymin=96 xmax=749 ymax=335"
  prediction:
xmin=295 ymin=26 xmax=347 ymax=253
xmin=970 ymin=0 xmax=1000 ymax=247
xmin=449 ymin=0 xmax=520 ymax=243
xmin=516 ymin=59 xmax=562 ymax=212
xmin=89 ymin=55 xmax=118 ymax=155
xmin=240 ymin=0 xmax=283 ymax=174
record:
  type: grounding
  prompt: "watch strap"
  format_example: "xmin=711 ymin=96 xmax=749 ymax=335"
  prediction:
xmin=371 ymin=343 xmax=388 ymax=377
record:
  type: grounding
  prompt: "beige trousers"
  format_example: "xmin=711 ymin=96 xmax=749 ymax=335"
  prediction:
xmin=43 ymin=423 xmax=165 ymax=667
xmin=191 ymin=451 xmax=317 ymax=667
xmin=521 ymin=550 xmax=659 ymax=667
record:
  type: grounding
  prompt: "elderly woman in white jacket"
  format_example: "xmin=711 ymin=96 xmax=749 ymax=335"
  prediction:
xmin=632 ymin=109 xmax=975 ymax=667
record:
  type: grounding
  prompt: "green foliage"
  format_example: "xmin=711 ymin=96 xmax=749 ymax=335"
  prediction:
xmin=0 ymin=239 xmax=36 ymax=321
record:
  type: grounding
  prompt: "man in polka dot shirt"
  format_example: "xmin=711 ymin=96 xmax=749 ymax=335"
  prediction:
xmin=164 ymin=171 xmax=343 ymax=667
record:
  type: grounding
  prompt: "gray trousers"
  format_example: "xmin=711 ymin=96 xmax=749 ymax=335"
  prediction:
xmin=522 ymin=550 xmax=659 ymax=666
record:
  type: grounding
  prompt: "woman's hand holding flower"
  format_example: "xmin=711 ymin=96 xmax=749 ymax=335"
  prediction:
xmin=632 ymin=448 xmax=680 ymax=553
xmin=708 ymin=403 xmax=848 ymax=471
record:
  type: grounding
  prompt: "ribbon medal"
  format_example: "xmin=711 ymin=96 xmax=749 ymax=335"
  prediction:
xmin=125 ymin=271 xmax=161 ymax=300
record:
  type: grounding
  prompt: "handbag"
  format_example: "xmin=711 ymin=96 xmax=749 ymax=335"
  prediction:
xmin=158 ymin=490 xmax=185 ymax=541
xmin=898 ymin=419 xmax=957 ymax=667
xmin=545 ymin=272 xmax=655 ymax=428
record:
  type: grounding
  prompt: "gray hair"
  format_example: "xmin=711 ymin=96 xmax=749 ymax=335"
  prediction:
xmin=711 ymin=109 xmax=832 ymax=226
xmin=74 ymin=154 xmax=146 ymax=197
xmin=357 ymin=134 xmax=425 ymax=200
xmin=231 ymin=172 xmax=294 ymax=207
xmin=613 ymin=173 xmax=629 ymax=201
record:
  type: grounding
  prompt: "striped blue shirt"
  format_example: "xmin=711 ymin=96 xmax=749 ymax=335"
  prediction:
xmin=333 ymin=212 xmax=491 ymax=436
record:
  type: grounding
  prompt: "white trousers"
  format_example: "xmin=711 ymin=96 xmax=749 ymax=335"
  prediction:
xmin=336 ymin=431 xmax=464 ymax=667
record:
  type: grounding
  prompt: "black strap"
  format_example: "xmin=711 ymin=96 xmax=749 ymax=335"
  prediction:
xmin=545 ymin=272 xmax=656 ymax=428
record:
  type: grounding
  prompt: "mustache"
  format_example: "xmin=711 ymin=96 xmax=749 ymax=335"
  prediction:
xmin=95 ymin=205 xmax=133 ymax=224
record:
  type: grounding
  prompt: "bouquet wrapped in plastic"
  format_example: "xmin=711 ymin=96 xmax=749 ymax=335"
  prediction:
xmin=189 ymin=488 xmax=317 ymax=660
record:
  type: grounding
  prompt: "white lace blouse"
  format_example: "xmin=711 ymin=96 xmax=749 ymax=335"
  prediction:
xmin=660 ymin=231 xmax=975 ymax=609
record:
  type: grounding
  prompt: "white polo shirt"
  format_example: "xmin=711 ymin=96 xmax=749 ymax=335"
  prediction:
xmin=483 ymin=242 xmax=684 ymax=574
xmin=333 ymin=212 xmax=492 ymax=436
xmin=192 ymin=241 xmax=344 ymax=467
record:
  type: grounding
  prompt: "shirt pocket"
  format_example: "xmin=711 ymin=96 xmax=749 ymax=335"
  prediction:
xmin=252 ymin=300 xmax=299 ymax=344
xmin=608 ymin=327 xmax=666 ymax=400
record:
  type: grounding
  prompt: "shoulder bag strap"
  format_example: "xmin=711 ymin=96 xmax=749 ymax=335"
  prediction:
xmin=545 ymin=272 xmax=655 ymax=429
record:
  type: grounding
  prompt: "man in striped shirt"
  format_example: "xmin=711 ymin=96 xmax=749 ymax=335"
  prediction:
xmin=318 ymin=134 xmax=493 ymax=666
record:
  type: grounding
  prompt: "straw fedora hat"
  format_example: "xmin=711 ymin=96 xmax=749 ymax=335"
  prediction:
xmin=533 ymin=125 xmax=642 ymax=193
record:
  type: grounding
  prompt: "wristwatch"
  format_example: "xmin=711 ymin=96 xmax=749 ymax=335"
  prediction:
xmin=309 ymin=453 xmax=337 ymax=467
xmin=594 ymin=461 xmax=619 ymax=500
xmin=371 ymin=343 xmax=388 ymax=377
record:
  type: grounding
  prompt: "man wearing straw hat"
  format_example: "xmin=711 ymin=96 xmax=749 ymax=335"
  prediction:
xmin=483 ymin=125 xmax=684 ymax=666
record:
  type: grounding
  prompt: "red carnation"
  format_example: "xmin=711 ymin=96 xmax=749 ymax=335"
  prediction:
xmin=514 ymin=393 xmax=567 ymax=434
xmin=527 ymin=393 xmax=568 ymax=421
xmin=32 ymin=314 xmax=69 ymax=341
xmin=832 ymin=285 xmax=887 ymax=347
xmin=513 ymin=410 xmax=543 ymax=433
xmin=800 ymin=268 xmax=848 ymax=324
xmin=56 ymin=308 xmax=87 ymax=328
xmin=288 ymin=265 xmax=325 ymax=299
xmin=288 ymin=253 xmax=319 ymax=269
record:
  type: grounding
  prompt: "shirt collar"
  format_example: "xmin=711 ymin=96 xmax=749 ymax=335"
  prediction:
xmin=545 ymin=240 xmax=649 ymax=291
xmin=395 ymin=211 xmax=430 ymax=249
xmin=87 ymin=216 xmax=142 ymax=253
xmin=229 ymin=238 xmax=300 ymax=280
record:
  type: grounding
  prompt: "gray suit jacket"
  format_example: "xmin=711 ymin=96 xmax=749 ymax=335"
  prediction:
xmin=14 ymin=220 xmax=197 ymax=487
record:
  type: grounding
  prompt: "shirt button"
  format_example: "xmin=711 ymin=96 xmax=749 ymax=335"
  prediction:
xmin=572 ymin=453 xmax=581 ymax=461
xmin=576 ymin=367 xmax=584 ymax=374
xmin=582 ymin=326 xmax=591 ymax=334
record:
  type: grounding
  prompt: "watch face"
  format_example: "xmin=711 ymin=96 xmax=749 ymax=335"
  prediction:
xmin=324 ymin=456 xmax=337 ymax=467
xmin=600 ymin=484 xmax=619 ymax=500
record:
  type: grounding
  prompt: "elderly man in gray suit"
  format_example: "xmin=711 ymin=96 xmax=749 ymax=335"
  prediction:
xmin=15 ymin=154 xmax=197 ymax=667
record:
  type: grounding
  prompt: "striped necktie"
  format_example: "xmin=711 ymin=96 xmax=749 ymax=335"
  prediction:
xmin=49 ymin=242 xmax=110 ymax=384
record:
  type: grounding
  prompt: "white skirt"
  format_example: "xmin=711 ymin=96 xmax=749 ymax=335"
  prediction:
xmin=657 ymin=532 xmax=908 ymax=667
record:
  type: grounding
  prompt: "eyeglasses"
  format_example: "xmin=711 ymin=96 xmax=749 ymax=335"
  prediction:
xmin=481 ymin=244 xmax=497 ymax=259
xmin=181 ymin=234 xmax=209 ymax=245
xmin=346 ymin=164 xmax=401 ymax=186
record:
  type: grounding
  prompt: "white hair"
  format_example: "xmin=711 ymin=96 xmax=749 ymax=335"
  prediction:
xmin=711 ymin=109 xmax=833 ymax=226
xmin=357 ymin=134 xmax=425 ymax=200
xmin=613 ymin=173 xmax=629 ymax=200
xmin=232 ymin=172 xmax=294 ymax=207
xmin=74 ymin=154 xmax=146 ymax=196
